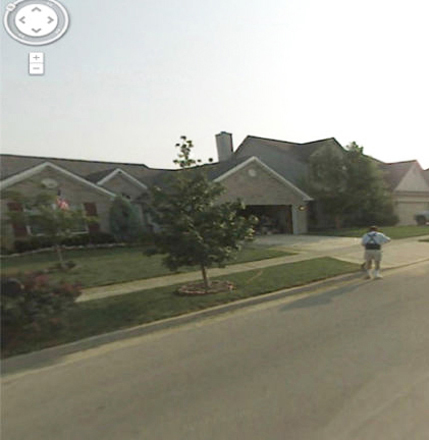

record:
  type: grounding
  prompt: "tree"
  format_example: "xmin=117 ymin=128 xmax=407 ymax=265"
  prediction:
xmin=306 ymin=142 xmax=397 ymax=228
xmin=109 ymin=196 xmax=143 ymax=243
xmin=306 ymin=144 xmax=349 ymax=228
xmin=4 ymin=191 xmax=95 ymax=268
xmin=343 ymin=142 xmax=397 ymax=226
xmin=147 ymin=136 xmax=257 ymax=294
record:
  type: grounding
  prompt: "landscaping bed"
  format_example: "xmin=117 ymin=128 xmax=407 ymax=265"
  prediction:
xmin=1 ymin=257 xmax=359 ymax=358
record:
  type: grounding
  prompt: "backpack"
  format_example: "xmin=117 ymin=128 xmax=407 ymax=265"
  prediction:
xmin=365 ymin=232 xmax=381 ymax=250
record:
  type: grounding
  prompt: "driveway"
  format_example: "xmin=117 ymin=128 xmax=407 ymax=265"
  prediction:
xmin=254 ymin=234 xmax=429 ymax=268
xmin=254 ymin=234 xmax=360 ymax=252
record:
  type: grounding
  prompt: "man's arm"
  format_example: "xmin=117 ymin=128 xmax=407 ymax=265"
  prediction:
xmin=379 ymin=233 xmax=391 ymax=244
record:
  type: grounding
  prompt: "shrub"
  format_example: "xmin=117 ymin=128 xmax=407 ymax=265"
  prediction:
xmin=1 ymin=273 xmax=81 ymax=348
xmin=13 ymin=232 xmax=116 ymax=253
xmin=109 ymin=197 xmax=143 ymax=243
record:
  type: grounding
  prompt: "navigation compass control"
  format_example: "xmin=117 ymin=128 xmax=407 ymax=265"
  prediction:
xmin=4 ymin=0 xmax=69 ymax=45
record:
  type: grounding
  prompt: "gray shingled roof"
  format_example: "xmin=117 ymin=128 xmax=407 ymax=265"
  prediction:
xmin=232 ymin=136 xmax=344 ymax=186
xmin=0 ymin=154 xmax=164 ymax=187
xmin=378 ymin=161 xmax=416 ymax=190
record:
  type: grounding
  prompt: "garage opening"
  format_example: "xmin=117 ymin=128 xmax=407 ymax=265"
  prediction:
xmin=240 ymin=205 xmax=293 ymax=234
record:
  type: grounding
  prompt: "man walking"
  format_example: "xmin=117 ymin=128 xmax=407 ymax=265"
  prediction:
xmin=361 ymin=226 xmax=391 ymax=279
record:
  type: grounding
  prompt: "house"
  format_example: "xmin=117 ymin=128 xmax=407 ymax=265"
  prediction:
xmin=1 ymin=133 xmax=428 ymax=250
xmin=215 ymin=132 xmax=429 ymax=227
xmin=0 ymin=146 xmax=314 ymax=250
xmin=379 ymin=161 xmax=429 ymax=225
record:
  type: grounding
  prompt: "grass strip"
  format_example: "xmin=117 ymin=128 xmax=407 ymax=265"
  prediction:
xmin=1 ymin=245 xmax=294 ymax=289
xmin=2 ymin=257 xmax=358 ymax=358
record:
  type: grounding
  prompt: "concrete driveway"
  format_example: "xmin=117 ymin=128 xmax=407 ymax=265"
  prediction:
xmin=254 ymin=234 xmax=360 ymax=252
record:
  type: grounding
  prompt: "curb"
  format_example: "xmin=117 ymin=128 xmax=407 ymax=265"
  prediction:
xmin=1 ymin=270 xmax=362 ymax=376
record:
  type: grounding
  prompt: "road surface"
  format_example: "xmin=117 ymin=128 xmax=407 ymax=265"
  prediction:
xmin=2 ymin=261 xmax=429 ymax=440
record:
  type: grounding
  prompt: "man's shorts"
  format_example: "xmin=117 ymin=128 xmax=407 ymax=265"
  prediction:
xmin=364 ymin=249 xmax=382 ymax=262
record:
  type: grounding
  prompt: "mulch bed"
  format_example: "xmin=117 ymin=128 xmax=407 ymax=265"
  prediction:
xmin=177 ymin=280 xmax=234 ymax=296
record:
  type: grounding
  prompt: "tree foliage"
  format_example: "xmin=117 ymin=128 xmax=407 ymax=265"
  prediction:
xmin=3 ymin=191 xmax=95 ymax=267
xmin=147 ymin=136 xmax=257 ymax=293
xmin=307 ymin=142 xmax=397 ymax=228
xmin=109 ymin=196 xmax=143 ymax=243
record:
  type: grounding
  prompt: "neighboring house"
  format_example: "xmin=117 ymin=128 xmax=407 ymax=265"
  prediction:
xmin=215 ymin=132 xmax=429 ymax=228
xmin=0 ymin=157 xmax=161 ymax=250
xmin=1 ymin=133 xmax=427 ymax=250
xmin=380 ymin=161 xmax=429 ymax=225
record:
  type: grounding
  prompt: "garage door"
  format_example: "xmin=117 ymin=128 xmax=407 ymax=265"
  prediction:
xmin=396 ymin=202 xmax=428 ymax=225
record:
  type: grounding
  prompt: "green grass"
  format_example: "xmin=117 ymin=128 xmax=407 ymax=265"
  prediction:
xmin=2 ymin=257 xmax=359 ymax=358
xmin=1 ymin=245 xmax=294 ymax=288
xmin=310 ymin=225 xmax=429 ymax=239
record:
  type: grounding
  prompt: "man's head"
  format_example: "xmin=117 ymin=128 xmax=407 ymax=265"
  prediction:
xmin=369 ymin=225 xmax=378 ymax=232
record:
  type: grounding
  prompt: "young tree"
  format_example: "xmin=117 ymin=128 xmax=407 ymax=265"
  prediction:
xmin=148 ymin=136 xmax=257 ymax=294
xmin=109 ymin=196 xmax=143 ymax=243
xmin=4 ymin=191 xmax=95 ymax=268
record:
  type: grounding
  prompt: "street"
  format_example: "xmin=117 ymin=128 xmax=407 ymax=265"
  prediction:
xmin=2 ymin=261 xmax=429 ymax=440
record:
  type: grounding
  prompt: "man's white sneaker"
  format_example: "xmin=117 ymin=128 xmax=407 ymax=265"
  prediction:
xmin=374 ymin=271 xmax=383 ymax=279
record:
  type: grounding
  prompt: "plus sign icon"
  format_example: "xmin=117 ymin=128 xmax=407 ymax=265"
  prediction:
xmin=3 ymin=0 xmax=69 ymax=45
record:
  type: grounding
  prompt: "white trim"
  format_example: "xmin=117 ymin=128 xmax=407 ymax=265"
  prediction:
xmin=0 ymin=162 xmax=116 ymax=198
xmin=214 ymin=156 xmax=313 ymax=201
xmin=97 ymin=168 xmax=148 ymax=190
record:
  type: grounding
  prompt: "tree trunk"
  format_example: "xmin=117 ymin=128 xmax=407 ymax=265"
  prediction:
xmin=200 ymin=264 xmax=210 ymax=294
xmin=334 ymin=214 xmax=343 ymax=230
xmin=55 ymin=243 xmax=66 ymax=270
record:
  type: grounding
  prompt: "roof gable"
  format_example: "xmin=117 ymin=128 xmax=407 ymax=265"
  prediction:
xmin=380 ymin=160 xmax=426 ymax=191
xmin=0 ymin=161 xmax=116 ymax=198
xmin=97 ymin=168 xmax=148 ymax=190
xmin=0 ymin=153 xmax=162 ymax=187
xmin=394 ymin=162 xmax=429 ymax=192
xmin=214 ymin=156 xmax=313 ymax=201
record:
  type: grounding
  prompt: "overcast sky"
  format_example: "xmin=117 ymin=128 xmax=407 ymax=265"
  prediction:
xmin=1 ymin=0 xmax=428 ymax=169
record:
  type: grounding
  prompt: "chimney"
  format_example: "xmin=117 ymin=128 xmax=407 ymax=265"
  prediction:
xmin=216 ymin=132 xmax=233 ymax=162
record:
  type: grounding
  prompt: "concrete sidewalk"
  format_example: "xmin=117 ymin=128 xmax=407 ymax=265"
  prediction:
xmin=79 ymin=234 xmax=429 ymax=302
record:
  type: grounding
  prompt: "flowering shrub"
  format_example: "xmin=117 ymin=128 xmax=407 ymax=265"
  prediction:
xmin=1 ymin=273 xmax=81 ymax=346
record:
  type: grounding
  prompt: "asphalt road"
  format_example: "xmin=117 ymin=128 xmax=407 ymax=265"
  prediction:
xmin=2 ymin=261 xmax=429 ymax=440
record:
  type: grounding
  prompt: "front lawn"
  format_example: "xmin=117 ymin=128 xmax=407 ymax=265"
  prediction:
xmin=1 ymin=245 xmax=294 ymax=289
xmin=310 ymin=225 xmax=429 ymax=239
xmin=1 ymin=257 xmax=359 ymax=358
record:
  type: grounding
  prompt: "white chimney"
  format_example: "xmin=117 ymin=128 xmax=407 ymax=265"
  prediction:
xmin=215 ymin=132 xmax=233 ymax=162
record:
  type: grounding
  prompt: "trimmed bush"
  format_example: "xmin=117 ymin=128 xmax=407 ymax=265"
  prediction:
xmin=13 ymin=232 xmax=116 ymax=253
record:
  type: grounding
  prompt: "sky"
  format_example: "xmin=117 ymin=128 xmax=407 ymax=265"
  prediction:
xmin=1 ymin=0 xmax=429 ymax=170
